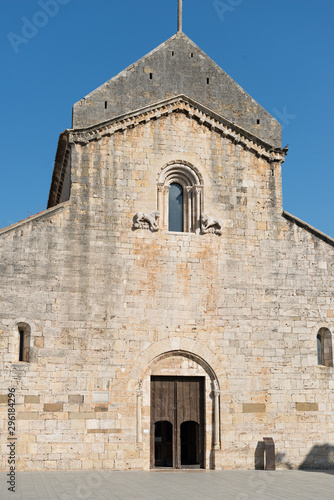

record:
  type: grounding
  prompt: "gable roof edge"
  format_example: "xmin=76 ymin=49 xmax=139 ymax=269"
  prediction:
xmin=283 ymin=211 xmax=334 ymax=247
xmin=69 ymin=95 xmax=287 ymax=162
xmin=82 ymin=32 xmax=184 ymax=100
xmin=47 ymin=131 xmax=70 ymax=209
xmin=0 ymin=202 xmax=69 ymax=238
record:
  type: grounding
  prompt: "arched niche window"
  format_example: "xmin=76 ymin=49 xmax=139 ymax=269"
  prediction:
xmin=18 ymin=323 xmax=31 ymax=362
xmin=157 ymin=161 xmax=203 ymax=233
xmin=317 ymin=328 xmax=333 ymax=367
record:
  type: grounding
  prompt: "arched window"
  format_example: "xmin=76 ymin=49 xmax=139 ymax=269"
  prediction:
xmin=317 ymin=328 xmax=333 ymax=367
xmin=157 ymin=161 xmax=203 ymax=233
xmin=169 ymin=183 xmax=183 ymax=231
xmin=17 ymin=323 xmax=31 ymax=362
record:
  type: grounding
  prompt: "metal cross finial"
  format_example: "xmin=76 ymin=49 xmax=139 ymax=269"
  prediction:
xmin=178 ymin=0 xmax=183 ymax=32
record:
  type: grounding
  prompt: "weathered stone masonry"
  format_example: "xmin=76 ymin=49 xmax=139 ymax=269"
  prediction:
xmin=0 ymin=31 xmax=333 ymax=471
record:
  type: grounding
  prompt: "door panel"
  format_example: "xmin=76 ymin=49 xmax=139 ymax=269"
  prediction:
xmin=151 ymin=377 xmax=175 ymax=423
xmin=177 ymin=377 xmax=202 ymax=424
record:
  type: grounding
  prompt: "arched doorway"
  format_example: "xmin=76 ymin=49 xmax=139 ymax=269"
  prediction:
xmin=151 ymin=376 xmax=204 ymax=469
xmin=130 ymin=341 xmax=224 ymax=470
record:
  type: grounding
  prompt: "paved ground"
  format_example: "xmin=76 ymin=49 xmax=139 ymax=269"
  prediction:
xmin=1 ymin=470 xmax=334 ymax=500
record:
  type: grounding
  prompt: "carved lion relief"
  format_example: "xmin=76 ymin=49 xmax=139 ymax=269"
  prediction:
xmin=201 ymin=213 xmax=223 ymax=236
xmin=133 ymin=211 xmax=160 ymax=231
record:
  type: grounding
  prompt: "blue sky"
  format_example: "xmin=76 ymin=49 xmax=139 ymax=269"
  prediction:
xmin=0 ymin=0 xmax=333 ymax=237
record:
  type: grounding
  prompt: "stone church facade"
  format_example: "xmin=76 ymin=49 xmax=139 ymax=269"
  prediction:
xmin=1 ymin=31 xmax=334 ymax=471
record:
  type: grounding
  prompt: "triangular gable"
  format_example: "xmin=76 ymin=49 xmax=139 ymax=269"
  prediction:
xmin=72 ymin=32 xmax=281 ymax=147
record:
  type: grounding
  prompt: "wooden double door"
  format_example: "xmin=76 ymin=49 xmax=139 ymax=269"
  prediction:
xmin=151 ymin=376 xmax=204 ymax=469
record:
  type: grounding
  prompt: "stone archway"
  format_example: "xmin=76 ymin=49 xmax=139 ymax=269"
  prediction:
xmin=130 ymin=337 xmax=225 ymax=383
xmin=130 ymin=338 xmax=225 ymax=470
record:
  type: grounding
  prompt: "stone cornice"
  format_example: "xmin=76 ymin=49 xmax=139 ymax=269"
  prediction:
xmin=283 ymin=211 xmax=334 ymax=248
xmin=0 ymin=202 xmax=69 ymax=237
xmin=68 ymin=95 xmax=288 ymax=163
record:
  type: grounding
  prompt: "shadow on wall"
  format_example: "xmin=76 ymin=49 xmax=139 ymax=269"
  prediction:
xmin=255 ymin=442 xmax=334 ymax=472
xmin=299 ymin=444 xmax=334 ymax=472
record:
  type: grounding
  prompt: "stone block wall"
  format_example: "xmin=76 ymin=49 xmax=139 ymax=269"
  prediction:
xmin=0 ymin=110 xmax=333 ymax=471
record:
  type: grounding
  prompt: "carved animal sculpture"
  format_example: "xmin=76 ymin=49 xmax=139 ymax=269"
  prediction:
xmin=133 ymin=211 xmax=160 ymax=231
xmin=201 ymin=213 xmax=223 ymax=235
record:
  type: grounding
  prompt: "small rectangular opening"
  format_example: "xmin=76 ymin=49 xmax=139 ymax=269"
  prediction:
xmin=257 ymin=119 xmax=260 ymax=124
xmin=207 ymin=78 xmax=210 ymax=84
xmin=172 ymin=51 xmax=174 ymax=56
xmin=105 ymin=101 xmax=108 ymax=109
xmin=191 ymin=53 xmax=194 ymax=58
xmin=19 ymin=330 xmax=24 ymax=362
xmin=150 ymin=73 xmax=153 ymax=80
